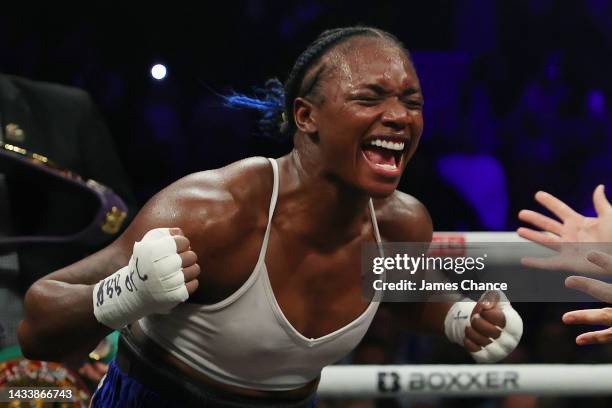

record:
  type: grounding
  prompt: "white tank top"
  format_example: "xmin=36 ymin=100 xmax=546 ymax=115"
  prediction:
xmin=138 ymin=158 xmax=383 ymax=391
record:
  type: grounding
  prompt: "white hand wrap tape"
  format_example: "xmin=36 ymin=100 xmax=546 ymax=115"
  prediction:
xmin=445 ymin=292 xmax=523 ymax=363
xmin=93 ymin=228 xmax=187 ymax=329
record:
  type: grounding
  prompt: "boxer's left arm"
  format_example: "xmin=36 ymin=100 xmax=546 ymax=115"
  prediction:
xmin=378 ymin=193 xmax=452 ymax=334
xmin=380 ymin=193 xmax=522 ymax=362
xmin=443 ymin=291 xmax=523 ymax=363
xmin=388 ymin=292 xmax=522 ymax=363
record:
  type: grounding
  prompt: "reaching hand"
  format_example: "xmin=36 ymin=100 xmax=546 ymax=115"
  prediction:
xmin=518 ymin=185 xmax=612 ymax=276
xmin=518 ymin=184 xmax=612 ymax=245
xmin=560 ymin=251 xmax=612 ymax=345
xmin=519 ymin=186 xmax=612 ymax=345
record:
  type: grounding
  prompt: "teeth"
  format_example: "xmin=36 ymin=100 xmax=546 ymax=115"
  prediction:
xmin=375 ymin=163 xmax=397 ymax=170
xmin=368 ymin=138 xmax=404 ymax=151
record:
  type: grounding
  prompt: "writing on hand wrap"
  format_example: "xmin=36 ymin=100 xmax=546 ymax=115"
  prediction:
xmin=95 ymin=258 xmax=148 ymax=307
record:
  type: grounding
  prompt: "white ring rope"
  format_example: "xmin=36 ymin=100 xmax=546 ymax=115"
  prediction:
xmin=318 ymin=364 xmax=612 ymax=397
xmin=430 ymin=231 xmax=555 ymax=264
xmin=433 ymin=232 xmax=527 ymax=243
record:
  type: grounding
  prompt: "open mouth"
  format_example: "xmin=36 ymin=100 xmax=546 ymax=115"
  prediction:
xmin=360 ymin=137 xmax=407 ymax=175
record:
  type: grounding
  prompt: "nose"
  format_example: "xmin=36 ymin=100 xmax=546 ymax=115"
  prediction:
xmin=380 ymin=98 xmax=411 ymax=131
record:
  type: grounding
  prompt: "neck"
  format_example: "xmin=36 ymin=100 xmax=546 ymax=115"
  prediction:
xmin=275 ymin=148 xmax=373 ymax=245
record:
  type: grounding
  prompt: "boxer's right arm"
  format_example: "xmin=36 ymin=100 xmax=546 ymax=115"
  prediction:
xmin=18 ymin=178 xmax=205 ymax=363
xmin=18 ymin=245 xmax=128 ymax=363
xmin=19 ymin=158 xmax=270 ymax=363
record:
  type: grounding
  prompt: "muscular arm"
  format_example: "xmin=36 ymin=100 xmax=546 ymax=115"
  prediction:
xmin=17 ymin=171 xmax=224 ymax=363
xmin=376 ymin=192 xmax=454 ymax=334
xmin=377 ymin=193 xmax=522 ymax=360
xmin=18 ymin=157 xmax=272 ymax=363
xmin=18 ymin=246 xmax=126 ymax=363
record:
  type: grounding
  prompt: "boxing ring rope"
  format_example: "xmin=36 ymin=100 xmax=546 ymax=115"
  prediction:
xmin=318 ymin=364 xmax=612 ymax=397
xmin=316 ymin=232 xmax=612 ymax=398
xmin=432 ymin=232 xmax=527 ymax=243
xmin=429 ymin=231 xmax=556 ymax=263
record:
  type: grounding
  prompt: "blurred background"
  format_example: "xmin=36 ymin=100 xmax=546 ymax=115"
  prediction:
xmin=1 ymin=1 xmax=611 ymax=407
xmin=1 ymin=1 xmax=610 ymax=232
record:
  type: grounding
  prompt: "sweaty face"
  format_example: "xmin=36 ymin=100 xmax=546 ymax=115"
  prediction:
xmin=309 ymin=38 xmax=424 ymax=197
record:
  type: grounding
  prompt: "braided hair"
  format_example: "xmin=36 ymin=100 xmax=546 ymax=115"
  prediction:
xmin=224 ymin=26 xmax=410 ymax=139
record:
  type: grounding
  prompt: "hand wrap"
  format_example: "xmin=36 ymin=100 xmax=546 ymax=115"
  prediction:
xmin=444 ymin=292 xmax=523 ymax=363
xmin=93 ymin=228 xmax=187 ymax=329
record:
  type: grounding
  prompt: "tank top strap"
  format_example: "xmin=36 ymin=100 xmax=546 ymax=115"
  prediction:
xmin=255 ymin=158 xmax=279 ymax=264
xmin=368 ymin=198 xmax=382 ymax=244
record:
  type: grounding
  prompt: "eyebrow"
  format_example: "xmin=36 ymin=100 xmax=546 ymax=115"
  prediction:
xmin=360 ymin=83 xmax=422 ymax=96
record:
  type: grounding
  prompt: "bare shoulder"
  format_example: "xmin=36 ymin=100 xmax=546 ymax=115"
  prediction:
xmin=41 ymin=157 xmax=274 ymax=285
xmin=373 ymin=190 xmax=433 ymax=243
xmin=127 ymin=156 xmax=273 ymax=252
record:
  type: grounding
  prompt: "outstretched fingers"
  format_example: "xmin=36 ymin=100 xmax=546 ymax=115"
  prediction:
xmin=563 ymin=307 xmax=612 ymax=326
xmin=593 ymin=185 xmax=611 ymax=217
xmin=586 ymin=251 xmax=612 ymax=272
xmin=518 ymin=210 xmax=563 ymax=235
xmin=517 ymin=227 xmax=561 ymax=250
xmin=575 ymin=328 xmax=612 ymax=345
xmin=565 ymin=276 xmax=612 ymax=303
xmin=534 ymin=191 xmax=580 ymax=221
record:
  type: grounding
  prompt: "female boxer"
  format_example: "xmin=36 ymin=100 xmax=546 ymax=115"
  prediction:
xmin=19 ymin=27 xmax=522 ymax=407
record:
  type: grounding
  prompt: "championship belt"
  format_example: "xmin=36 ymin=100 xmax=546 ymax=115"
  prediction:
xmin=0 ymin=142 xmax=128 ymax=251
xmin=0 ymin=334 xmax=117 ymax=407
xmin=0 ymin=353 xmax=91 ymax=407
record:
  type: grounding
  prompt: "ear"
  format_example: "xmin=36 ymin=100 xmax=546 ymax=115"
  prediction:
xmin=293 ymin=97 xmax=318 ymax=134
